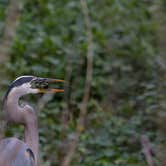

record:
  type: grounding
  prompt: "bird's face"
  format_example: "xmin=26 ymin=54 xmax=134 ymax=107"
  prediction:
xmin=30 ymin=77 xmax=64 ymax=93
xmin=4 ymin=76 xmax=64 ymax=102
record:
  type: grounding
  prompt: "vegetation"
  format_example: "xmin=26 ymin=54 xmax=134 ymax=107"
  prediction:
xmin=0 ymin=0 xmax=165 ymax=165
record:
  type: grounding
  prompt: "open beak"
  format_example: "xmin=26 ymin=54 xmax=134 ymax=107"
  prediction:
xmin=38 ymin=78 xmax=65 ymax=93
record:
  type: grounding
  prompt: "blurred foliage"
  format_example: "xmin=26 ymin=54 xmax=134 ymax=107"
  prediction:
xmin=0 ymin=0 xmax=8 ymax=37
xmin=0 ymin=0 xmax=164 ymax=165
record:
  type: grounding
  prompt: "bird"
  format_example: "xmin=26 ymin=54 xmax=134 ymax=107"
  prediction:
xmin=0 ymin=76 xmax=64 ymax=166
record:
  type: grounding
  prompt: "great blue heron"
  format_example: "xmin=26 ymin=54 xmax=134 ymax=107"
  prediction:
xmin=0 ymin=76 xmax=64 ymax=166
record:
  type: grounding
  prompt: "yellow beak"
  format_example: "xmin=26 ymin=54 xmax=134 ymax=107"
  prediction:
xmin=38 ymin=78 xmax=65 ymax=93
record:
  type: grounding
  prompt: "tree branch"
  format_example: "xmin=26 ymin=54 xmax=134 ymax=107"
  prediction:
xmin=0 ymin=0 xmax=21 ymax=64
xmin=61 ymin=0 xmax=94 ymax=165
xmin=141 ymin=135 xmax=155 ymax=166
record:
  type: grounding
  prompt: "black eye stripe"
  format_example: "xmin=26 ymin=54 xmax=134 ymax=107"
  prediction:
xmin=12 ymin=76 xmax=34 ymax=86
xmin=13 ymin=77 xmax=34 ymax=87
xmin=4 ymin=76 xmax=35 ymax=100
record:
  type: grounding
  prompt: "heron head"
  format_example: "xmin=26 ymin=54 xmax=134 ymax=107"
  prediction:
xmin=5 ymin=76 xmax=64 ymax=99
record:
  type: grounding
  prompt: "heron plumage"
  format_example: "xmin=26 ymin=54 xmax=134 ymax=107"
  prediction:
xmin=0 ymin=76 xmax=64 ymax=166
xmin=0 ymin=138 xmax=35 ymax=166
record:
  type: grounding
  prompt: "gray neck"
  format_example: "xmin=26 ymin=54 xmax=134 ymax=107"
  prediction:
xmin=4 ymin=88 xmax=39 ymax=165
xmin=24 ymin=112 xmax=38 ymax=166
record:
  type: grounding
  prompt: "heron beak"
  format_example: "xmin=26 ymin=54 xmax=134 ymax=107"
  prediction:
xmin=46 ymin=78 xmax=65 ymax=83
xmin=38 ymin=78 xmax=65 ymax=93
xmin=38 ymin=89 xmax=64 ymax=93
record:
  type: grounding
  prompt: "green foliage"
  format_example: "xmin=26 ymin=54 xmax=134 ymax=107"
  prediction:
xmin=1 ymin=0 xmax=160 ymax=165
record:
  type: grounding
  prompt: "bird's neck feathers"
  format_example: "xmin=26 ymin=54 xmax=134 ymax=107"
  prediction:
xmin=3 ymin=83 xmax=38 ymax=123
